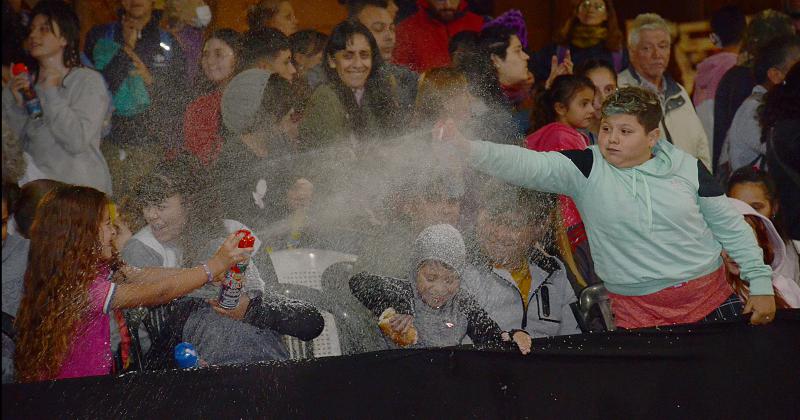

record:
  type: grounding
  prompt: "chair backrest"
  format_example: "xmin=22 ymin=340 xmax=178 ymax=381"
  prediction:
xmin=269 ymin=249 xmax=358 ymax=358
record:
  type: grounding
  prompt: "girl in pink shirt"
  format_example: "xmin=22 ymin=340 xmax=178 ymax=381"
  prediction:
xmin=14 ymin=186 xmax=251 ymax=382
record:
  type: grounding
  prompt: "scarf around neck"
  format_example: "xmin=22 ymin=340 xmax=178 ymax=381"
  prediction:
xmin=570 ymin=24 xmax=608 ymax=49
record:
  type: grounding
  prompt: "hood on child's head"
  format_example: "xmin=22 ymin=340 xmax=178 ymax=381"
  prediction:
xmin=411 ymin=224 xmax=466 ymax=308
xmin=413 ymin=224 xmax=466 ymax=275
xmin=727 ymin=198 xmax=786 ymax=271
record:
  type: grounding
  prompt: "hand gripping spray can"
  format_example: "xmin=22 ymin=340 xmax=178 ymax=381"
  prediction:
xmin=218 ymin=230 xmax=255 ymax=309
xmin=11 ymin=63 xmax=43 ymax=119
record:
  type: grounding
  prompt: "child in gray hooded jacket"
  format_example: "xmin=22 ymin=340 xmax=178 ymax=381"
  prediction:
xmin=461 ymin=182 xmax=581 ymax=338
xmin=350 ymin=224 xmax=532 ymax=354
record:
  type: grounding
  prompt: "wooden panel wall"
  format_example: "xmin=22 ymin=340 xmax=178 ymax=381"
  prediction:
xmin=74 ymin=0 xmax=786 ymax=53
xmin=210 ymin=0 xmax=347 ymax=33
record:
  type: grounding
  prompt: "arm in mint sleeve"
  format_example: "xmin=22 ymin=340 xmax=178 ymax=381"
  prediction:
xmin=469 ymin=141 xmax=592 ymax=197
xmin=696 ymin=162 xmax=773 ymax=295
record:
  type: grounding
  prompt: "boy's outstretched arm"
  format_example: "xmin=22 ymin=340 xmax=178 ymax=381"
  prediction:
xmin=435 ymin=119 xmax=591 ymax=197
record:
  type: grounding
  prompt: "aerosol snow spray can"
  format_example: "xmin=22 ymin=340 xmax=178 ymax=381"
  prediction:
xmin=217 ymin=230 xmax=255 ymax=309
xmin=11 ymin=63 xmax=43 ymax=119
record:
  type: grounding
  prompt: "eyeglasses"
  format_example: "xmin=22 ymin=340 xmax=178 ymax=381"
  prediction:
xmin=579 ymin=1 xmax=606 ymax=12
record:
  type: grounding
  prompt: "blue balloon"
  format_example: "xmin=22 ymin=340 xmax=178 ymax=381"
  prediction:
xmin=174 ymin=342 xmax=199 ymax=369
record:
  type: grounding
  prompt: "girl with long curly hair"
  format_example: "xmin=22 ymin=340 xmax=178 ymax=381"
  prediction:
xmin=13 ymin=185 xmax=251 ymax=382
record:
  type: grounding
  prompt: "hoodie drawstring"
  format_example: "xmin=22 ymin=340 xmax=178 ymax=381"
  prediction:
xmin=628 ymin=170 xmax=654 ymax=233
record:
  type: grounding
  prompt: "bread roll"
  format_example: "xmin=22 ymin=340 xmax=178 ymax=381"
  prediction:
xmin=378 ymin=308 xmax=418 ymax=347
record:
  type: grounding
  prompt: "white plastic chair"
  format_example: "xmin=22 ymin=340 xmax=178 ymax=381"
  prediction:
xmin=269 ymin=248 xmax=358 ymax=358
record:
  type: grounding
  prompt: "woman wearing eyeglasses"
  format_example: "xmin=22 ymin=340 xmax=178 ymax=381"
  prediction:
xmin=532 ymin=0 xmax=628 ymax=84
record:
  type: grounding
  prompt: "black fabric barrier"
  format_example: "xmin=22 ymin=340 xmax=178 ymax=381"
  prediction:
xmin=4 ymin=310 xmax=800 ymax=419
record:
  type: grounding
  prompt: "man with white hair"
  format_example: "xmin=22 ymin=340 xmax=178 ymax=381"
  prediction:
xmin=618 ymin=13 xmax=712 ymax=169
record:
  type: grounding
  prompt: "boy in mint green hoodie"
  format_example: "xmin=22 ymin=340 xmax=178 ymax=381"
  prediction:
xmin=437 ymin=87 xmax=775 ymax=329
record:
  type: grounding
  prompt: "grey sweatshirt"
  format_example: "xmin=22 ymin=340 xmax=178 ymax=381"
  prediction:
xmin=1 ymin=68 xmax=112 ymax=193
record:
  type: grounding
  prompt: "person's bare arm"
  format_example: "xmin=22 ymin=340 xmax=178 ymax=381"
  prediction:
xmin=111 ymin=232 xmax=252 ymax=309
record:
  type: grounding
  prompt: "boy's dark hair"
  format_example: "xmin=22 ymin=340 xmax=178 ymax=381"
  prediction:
xmin=259 ymin=73 xmax=297 ymax=124
xmin=449 ymin=30 xmax=479 ymax=56
xmin=711 ymin=6 xmax=747 ymax=47
xmin=346 ymin=0 xmax=390 ymax=17
xmin=479 ymin=181 xmax=556 ymax=226
xmin=754 ymin=35 xmax=800 ymax=85
xmin=30 ymin=0 xmax=81 ymax=68
xmin=242 ymin=27 xmax=292 ymax=68
xmin=575 ymin=58 xmax=618 ymax=82
xmin=531 ymin=74 xmax=596 ymax=132
xmin=132 ymin=156 xmax=226 ymax=266
xmin=290 ymin=29 xmax=328 ymax=56
xmin=601 ymin=87 xmax=663 ymax=132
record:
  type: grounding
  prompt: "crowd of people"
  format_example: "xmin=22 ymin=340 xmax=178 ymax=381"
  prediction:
xmin=1 ymin=0 xmax=799 ymax=384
